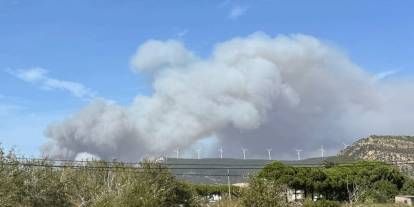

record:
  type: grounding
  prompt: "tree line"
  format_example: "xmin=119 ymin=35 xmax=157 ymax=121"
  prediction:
xmin=254 ymin=161 xmax=414 ymax=205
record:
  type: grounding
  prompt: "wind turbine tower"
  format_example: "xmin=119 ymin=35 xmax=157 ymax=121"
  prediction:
xmin=242 ymin=148 xmax=248 ymax=160
xmin=196 ymin=148 xmax=201 ymax=159
xmin=218 ymin=147 xmax=224 ymax=159
xmin=320 ymin=145 xmax=325 ymax=158
xmin=266 ymin=148 xmax=272 ymax=160
xmin=174 ymin=148 xmax=180 ymax=159
xmin=295 ymin=149 xmax=303 ymax=160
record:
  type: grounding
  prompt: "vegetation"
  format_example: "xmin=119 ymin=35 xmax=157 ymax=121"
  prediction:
xmin=190 ymin=184 xmax=241 ymax=198
xmin=303 ymin=199 xmax=340 ymax=207
xmin=253 ymin=160 xmax=413 ymax=205
xmin=213 ymin=160 xmax=414 ymax=206
xmin=0 ymin=148 xmax=199 ymax=207
xmin=241 ymin=176 xmax=292 ymax=207
xmin=339 ymin=135 xmax=414 ymax=159
xmin=1 ymin=145 xmax=414 ymax=207
xmin=165 ymin=157 xmax=340 ymax=184
xmin=210 ymin=201 xmax=409 ymax=207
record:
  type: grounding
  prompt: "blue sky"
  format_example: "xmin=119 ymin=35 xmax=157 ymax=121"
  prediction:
xmin=0 ymin=0 xmax=413 ymax=156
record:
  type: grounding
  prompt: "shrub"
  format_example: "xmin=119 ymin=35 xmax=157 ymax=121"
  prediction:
xmin=0 ymin=147 xmax=200 ymax=207
xmin=303 ymin=198 xmax=340 ymax=207
xmin=241 ymin=176 xmax=291 ymax=207
xmin=400 ymin=178 xmax=414 ymax=195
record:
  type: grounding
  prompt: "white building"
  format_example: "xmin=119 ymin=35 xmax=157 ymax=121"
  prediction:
xmin=287 ymin=189 xmax=304 ymax=202
xmin=396 ymin=195 xmax=414 ymax=206
xmin=208 ymin=194 xmax=222 ymax=203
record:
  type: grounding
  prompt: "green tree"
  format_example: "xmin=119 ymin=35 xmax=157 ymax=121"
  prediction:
xmin=400 ymin=178 xmax=414 ymax=195
xmin=241 ymin=176 xmax=291 ymax=207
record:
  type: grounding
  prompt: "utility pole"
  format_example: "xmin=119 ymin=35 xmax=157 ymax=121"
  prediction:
xmin=266 ymin=148 xmax=272 ymax=160
xmin=227 ymin=169 xmax=231 ymax=200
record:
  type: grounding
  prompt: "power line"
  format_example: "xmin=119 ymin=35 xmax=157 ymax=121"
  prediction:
xmin=11 ymin=156 xmax=353 ymax=166
xmin=0 ymin=162 xmax=247 ymax=177
xmin=8 ymin=157 xmax=414 ymax=168
xmin=1 ymin=160 xmax=413 ymax=178
xmin=3 ymin=160 xmax=414 ymax=169
xmin=1 ymin=162 xmax=266 ymax=170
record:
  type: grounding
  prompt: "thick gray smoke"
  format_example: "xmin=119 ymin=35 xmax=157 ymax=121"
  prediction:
xmin=41 ymin=33 xmax=414 ymax=160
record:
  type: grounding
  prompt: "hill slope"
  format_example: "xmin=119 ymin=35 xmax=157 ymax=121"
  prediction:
xmin=339 ymin=135 xmax=414 ymax=161
xmin=164 ymin=157 xmax=332 ymax=184
xmin=164 ymin=135 xmax=414 ymax=184
xmin=338 ymin=135 xmax=414 ymax=175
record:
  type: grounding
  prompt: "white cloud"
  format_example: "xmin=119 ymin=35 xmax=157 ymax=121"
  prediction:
xmin=374 ymin=69 xmax=400 ymax=81
xmin=176 ymin=29 xmax=189 ymax=38
xmin=14 ymin=67 xmax=47 ymax=82
xmin=9 ymin=68 xmax=95 ymax=99
xmin=228 ymin=5 xmax=249 ymax=19
xmin=130 ymin=40 xmax=195 ymax=73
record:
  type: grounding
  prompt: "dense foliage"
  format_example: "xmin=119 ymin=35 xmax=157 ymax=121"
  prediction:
xmin=0 ymin=148 xmax=199 ymax=207
xmin=241 ymin=176 xmax=291 ymax=207
xmin=257 ymin=161 xmax=411 ymax=203
xmin=303 ymin=198 xmax=340 ymax=207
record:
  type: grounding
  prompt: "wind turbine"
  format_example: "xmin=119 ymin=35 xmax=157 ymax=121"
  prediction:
xmin=266 ymin=149 xmax=272 ymax=160
xmin=174 ymin=148 xmax=180 ymax=159
xmin=342 ymin=142 xmax=349 ymax=149
xmin=320 ymin=145 xmax=325 ymax=158
xmin=242 ymin=148 xmax=248 ymax=160
xmin=218 ymin=147 xmax=224 ymax=159
xmin=196 ymin=148 xmax=201 ymax=159
xmin=295 ymin=149 xmax=303 ymax=160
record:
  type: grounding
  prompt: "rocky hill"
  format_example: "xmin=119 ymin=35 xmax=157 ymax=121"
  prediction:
xmin=338 ymin=135 xmax=414 ymax=175
xmin=339 ymin=135 xmax=414 ymax=161
xmin=164 ymin=135 xmax=414 ymax=184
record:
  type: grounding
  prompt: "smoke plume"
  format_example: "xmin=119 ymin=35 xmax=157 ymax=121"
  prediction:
xmin=41 ymin=33 xmax=414 ymax=160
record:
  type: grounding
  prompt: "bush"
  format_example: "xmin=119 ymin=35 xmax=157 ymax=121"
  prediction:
xmin=241 ymin=176 xmax=291 ymax=207
xmin=303 ymin=198 xmax=340 ymax=207
xmin=400 ymin=178 xmax=414 ymax=195
xmin=369 ymin=180 xmax=399 ymax=203
xmin=0 ymin=151 xmax=72 ymax=207
xmin=89 ymin=162 xmax=200 ymax=207
xmin=191 ymin=183 xmax=241 ymax=199
xmin=0 ymin=147 xmax=200 ymax=207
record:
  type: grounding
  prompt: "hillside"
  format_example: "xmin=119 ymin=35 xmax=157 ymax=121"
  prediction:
xmin=163 ymin=157 xmax=333 ymax=184
xmin=339 ymin=135 xmax=414 ymax=161
xmin=163 ymin=135 xmax=414 ymax=184
xmin=338 ymin=135 xmax=414 ymax=174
